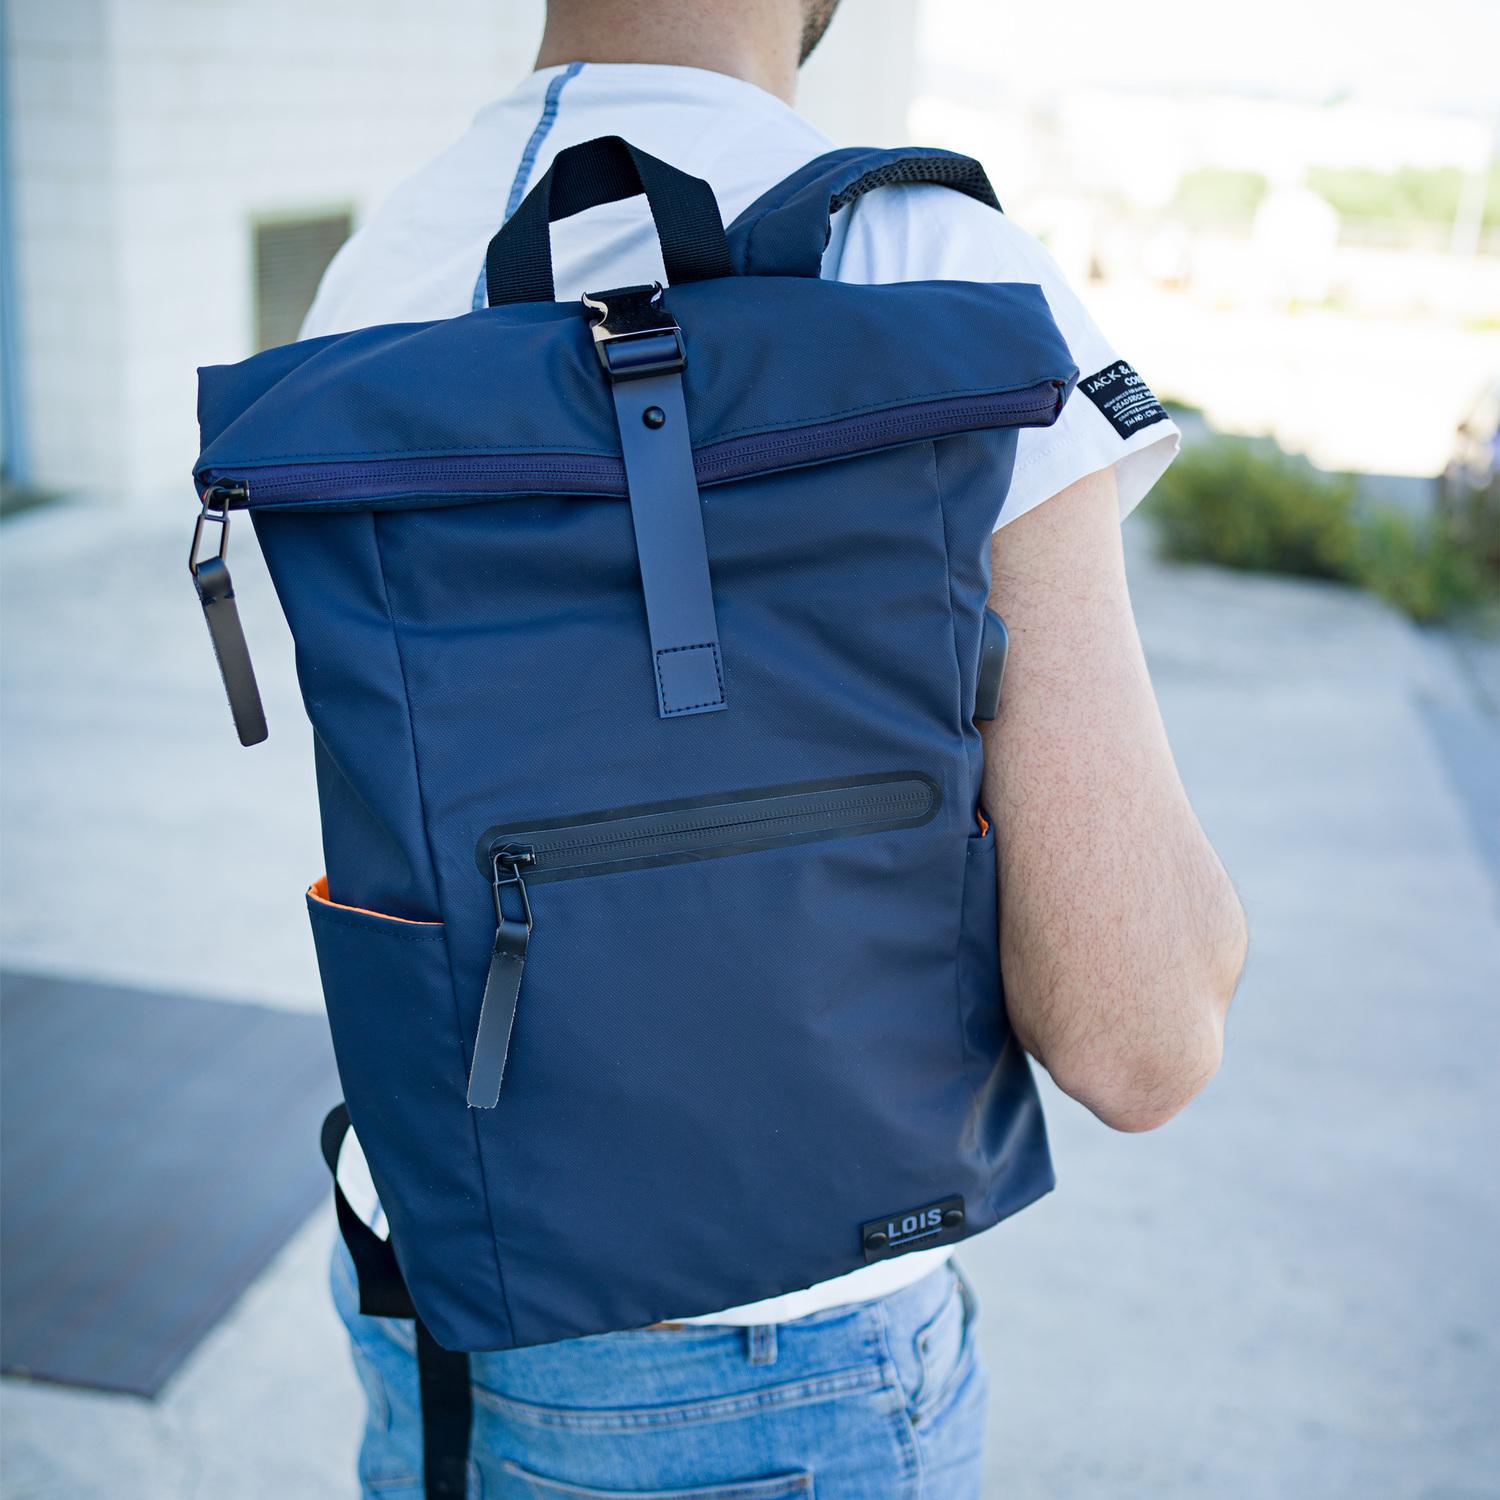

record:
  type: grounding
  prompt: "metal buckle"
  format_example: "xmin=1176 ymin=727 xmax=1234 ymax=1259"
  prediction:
xmin=491 ymin=847 xmax=535 ymax=932
xmin=189 ymin=488 xmax=234 ymax=577
xmin=581 ymin=282 xmax=686 ymax=380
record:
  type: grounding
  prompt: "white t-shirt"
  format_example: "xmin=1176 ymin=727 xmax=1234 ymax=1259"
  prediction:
xmin=306 ymin=61 xmax=1177 ymax=1327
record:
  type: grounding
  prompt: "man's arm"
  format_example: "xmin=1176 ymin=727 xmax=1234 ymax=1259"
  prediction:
xmin=982 ymin=464 xmax=1247 ymax=1132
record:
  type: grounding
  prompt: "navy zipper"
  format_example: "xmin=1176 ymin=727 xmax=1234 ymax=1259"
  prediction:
xmin=189 ymin=380 xmax=1063 ymax=745
xmin=197 ymin=382 xmax=1065 ymax=508
xmin=465 ymin=773 xmax=941 ymax=1109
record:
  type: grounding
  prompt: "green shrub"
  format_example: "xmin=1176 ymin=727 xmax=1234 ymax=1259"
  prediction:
xmin=1171 ymin=168 xmax=1269 ymax=227
xmin=1148 ymin=437 xmax=1359 ymax=579
xmin=1146 ymin=435 xmax=1495 ymax=624
xmin=1438 ymin=472 xmax=1500 ymax=577
xmin=1352 ymin=508 xmax=1491 ymax=624
xmin=1306 ymin=164 xmax=1500 ymax=228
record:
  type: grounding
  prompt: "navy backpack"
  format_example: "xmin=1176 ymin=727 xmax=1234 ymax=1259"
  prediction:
xmin=190 ymin=138 xmax=1073 ymax=1495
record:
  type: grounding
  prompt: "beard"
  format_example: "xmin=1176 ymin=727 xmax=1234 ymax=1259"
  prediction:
xmin=799 ymin=0 xmax=842 ymax=62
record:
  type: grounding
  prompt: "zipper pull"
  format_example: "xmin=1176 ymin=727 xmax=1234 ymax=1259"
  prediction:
xmin=467 ymin=847 xmax=534 ymax=1109
xmin=189 ymin=483 xmax=268 ymax=747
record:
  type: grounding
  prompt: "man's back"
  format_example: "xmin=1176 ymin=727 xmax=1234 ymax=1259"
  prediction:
xmin=297 ymin=24 xmax=1242 ymax=1495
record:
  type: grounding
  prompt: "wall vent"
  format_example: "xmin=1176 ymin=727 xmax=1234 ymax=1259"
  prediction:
xmin=252 ymin=212 xmax=353 ymax=351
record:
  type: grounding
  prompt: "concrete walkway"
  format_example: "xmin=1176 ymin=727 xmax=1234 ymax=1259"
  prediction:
xmin=3 ymin=501 xmax=1497 ymax=1498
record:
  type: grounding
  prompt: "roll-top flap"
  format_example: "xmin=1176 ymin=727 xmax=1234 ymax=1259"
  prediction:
xmin=194 ymin=277 xmax=1077 ymax=493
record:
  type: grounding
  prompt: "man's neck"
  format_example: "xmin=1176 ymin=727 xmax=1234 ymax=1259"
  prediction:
xmin=535 ymin=0 xmax=801 ymax=105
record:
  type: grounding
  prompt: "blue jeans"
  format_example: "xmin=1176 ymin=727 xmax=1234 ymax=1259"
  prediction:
xmin=332 ymin=1242 xmax=989 ymax=1498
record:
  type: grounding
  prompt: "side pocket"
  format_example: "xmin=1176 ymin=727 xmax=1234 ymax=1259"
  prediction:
xmin=954 ymin=820 xmax=1056 ymax=1219
xmin=955 ymin=821 xmax=1003 ymax=1101
xmin=305 ymin=876 xmax=452 ymax=1104
xmin=306 ymin=877 xmax=511 ymax=1349
xmin=308 ymin=875 xmax=442 ymax=928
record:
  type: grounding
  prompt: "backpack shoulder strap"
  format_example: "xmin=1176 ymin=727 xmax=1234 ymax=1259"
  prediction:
xmin=322 ymin=1104 xmax=473 ymax=1500
xmin=725 ymin=146 xmax=1000 ymax=279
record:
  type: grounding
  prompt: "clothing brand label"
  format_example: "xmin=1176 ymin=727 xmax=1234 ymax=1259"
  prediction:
xmin=861 ymin=1194 xmax=966 ymax=1263
xmin=1080 ymin=361 xmax=1167 ymax=440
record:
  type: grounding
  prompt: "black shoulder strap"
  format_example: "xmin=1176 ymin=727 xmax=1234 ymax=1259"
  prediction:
xmin=322 ymin=1104 xmax=472 ymax=1500
xmin=725 ymin=146 xmax=1000 ymax=280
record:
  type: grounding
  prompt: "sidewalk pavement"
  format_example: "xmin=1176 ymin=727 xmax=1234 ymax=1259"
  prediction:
xmin=2 ymin=500 xmax=1497 ymax=1499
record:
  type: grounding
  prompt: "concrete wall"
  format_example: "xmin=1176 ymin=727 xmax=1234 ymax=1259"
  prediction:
xmin=5 ymin=0 xmax=119 ymax=493
xmin=4 ymin=0 xmax=917 ymax=504
xmin=6 ymin=0 xmax=540 ymax=502
xmin=798 ymin=0 xmax=919 ymax=148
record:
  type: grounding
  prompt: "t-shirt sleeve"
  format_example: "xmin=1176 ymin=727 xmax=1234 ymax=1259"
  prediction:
xmin=825 ymin=184 xmax=1179 ymax=530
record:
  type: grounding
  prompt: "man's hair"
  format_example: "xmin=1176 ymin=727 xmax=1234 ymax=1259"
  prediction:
xmin=800 ymin=0 xmax=842 ymax=62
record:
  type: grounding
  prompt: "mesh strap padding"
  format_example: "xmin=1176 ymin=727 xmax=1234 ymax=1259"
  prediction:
xmin=827 ymin=157 xmax=999 ymax=215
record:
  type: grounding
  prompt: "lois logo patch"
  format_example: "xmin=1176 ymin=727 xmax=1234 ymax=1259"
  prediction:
xmin=1081 ymin=361 xmax=1167 ymax=439
xmin=861 ymin=1195 xmax=966 ymax=1262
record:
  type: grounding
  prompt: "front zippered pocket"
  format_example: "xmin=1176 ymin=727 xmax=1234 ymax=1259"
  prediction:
xmin=464 ymin=772 xmax=941 ymax=1109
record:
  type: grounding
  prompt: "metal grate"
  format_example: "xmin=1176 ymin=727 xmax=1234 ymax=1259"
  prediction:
xmin=253 ymin=211 xmax=353 ymax=351
xmin=0 ymin=971 xmax=338 ymax=1396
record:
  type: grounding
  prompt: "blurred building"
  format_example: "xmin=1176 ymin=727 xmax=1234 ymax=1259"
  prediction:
xmin=10 ymin=0 xmax=1491 ymax=498
xmin=0 ymin=0 xmax=916 ymax=504
xmin=909 ymin=46 xmax=1500 ymax=479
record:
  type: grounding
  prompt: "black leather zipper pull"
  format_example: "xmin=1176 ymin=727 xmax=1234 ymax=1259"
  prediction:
xmin=467 ymin=848 xmax=533 ymax=1109
xmin=189 ymin=483 xmax=268 ymax=747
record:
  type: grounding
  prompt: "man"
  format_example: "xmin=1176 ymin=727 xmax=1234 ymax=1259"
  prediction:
xmin=305 ymin=3 xmax=1247 ymax=1494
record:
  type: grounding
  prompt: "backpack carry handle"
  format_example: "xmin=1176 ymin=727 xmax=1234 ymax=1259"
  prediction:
xmin=485 ymin=136 xmax=733 ymax=306
xmin=726 ymin=147 xmax=1000 ymax=280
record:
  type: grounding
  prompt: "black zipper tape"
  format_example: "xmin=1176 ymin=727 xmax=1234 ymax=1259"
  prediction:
xmin=473 ymin=772 xmax=941 ymax=884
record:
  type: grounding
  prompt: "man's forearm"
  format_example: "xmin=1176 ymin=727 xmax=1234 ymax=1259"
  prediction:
xmin=982 ymin=467 xmax=1247 ymax=1132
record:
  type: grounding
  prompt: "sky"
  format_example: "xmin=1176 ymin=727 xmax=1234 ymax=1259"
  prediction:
xmin=919 ymin=0 xmax=1500 ymax=119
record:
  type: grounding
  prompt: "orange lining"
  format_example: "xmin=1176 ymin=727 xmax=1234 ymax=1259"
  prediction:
xmin=308 ymin=875 xmax=441 ymax=926
xmin=976 ymin=809 xmax=990 ymax=837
